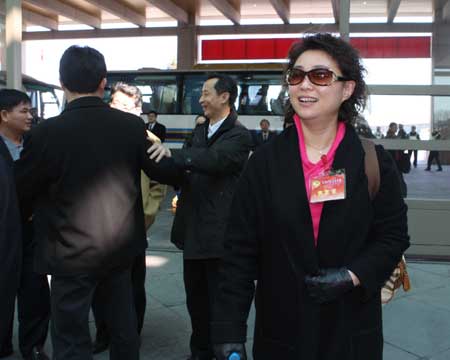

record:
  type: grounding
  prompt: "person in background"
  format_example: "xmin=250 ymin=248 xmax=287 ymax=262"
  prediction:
xmin=14 ymin=45 xmax=178 ymax=360
xmin=425 ymin=128 xmax=443 ymax=171
xmin=374 ymin=126 xmax=384 ymax=139
xmin=147 ymin=73 xmax=253 ymax=360
xmin=385 ymin=122 xmax=408 ymax=197
xmin=253 ymin=118 xmax=276 ymax=149
xmin=145 ymin=110 xmax=166 ymax=143
xmin=210 ymin=33 xmax=409 ymax=360
xmin=408 ymin=125 xmax=420 ymax=168
xmin=0 ymin=89 xmax=50 ymax=360
xmin=397 ymin=123 xmax=408 ymax=139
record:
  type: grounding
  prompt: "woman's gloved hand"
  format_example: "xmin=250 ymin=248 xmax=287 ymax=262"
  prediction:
xmin=213 ymin=343 xmax=247 ymax=360
xmin=304 ymin=268 xmax=355 ymax=304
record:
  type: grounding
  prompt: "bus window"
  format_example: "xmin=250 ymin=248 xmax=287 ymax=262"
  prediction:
xmin=182 ymin=74 xmax=207 ymax=115
xmin=134 ymin=75 xmax=177 ymax=114
xmin=41 ymin=91 xmax=61 ymax=118
xmin=235 ymin=73 xmax=285 ymax=116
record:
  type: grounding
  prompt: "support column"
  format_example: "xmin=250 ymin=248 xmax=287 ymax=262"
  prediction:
xmin=431 ymin=0 xmax=450 ymax=161
xmin=176 ymin=9 xmax=198 ymax=70
xmin=5 ymin=0 xmax=22 ymax=89
xmin=339 ymin=0 xmax=350 ymax=41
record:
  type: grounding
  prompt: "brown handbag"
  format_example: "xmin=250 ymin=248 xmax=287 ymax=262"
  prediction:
xmin=360 ymin=138 xmax=411 ymax=304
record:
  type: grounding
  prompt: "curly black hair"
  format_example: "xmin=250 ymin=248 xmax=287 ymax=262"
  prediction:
xmin=284 ymin=33 xmax=368 ymax=126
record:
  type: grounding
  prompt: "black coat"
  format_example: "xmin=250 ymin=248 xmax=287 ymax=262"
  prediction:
xmin=252 ymin=131 xmax=276 ymax=149
xmin=14 ymin=97 xmax=178 ymax=276
xmin=0 ymin=151 xmax=22 ymax=336
xmin=170 ymin=111 xmax=252 ymax=259
xmin=211 ymin=125 xmax=409 ymax=360
xmin=147 ymin=122 xmax=166 ymax=143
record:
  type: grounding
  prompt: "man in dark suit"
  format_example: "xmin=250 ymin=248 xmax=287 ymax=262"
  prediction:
xmin=253 ymin=118 xmax=276 ymax=149
xmin=14 ymin=45 xmax=178 ymax=360
xmin=148 ymin=74 xmax=252 ymax=360
xmin=0 ymin=147 xmax=22 ymax=359
xmin=0 ymin=89 xmax=50 ymax=360
xmin=145 ymin=110 xmax=166 ymax=142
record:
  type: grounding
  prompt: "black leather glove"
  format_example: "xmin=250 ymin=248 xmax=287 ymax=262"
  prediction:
xmin=213 ymin=343 xmax=247 ymax=360
xmin=304 ymin=268 xmax=355 ymax=304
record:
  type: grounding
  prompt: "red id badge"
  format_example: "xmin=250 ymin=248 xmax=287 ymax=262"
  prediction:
xmin=310 ymin=169 xmax=346 ymax=203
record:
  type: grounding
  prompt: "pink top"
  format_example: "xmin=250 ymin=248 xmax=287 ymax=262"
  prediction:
xmin=293 ymin=114 xmax=346 ymax=245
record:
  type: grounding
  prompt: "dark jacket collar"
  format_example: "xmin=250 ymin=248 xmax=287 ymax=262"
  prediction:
xmin=206 ymin=110 xmax=238 ymax=146
xmin=63 ymin=96 xmax=107 ymax=113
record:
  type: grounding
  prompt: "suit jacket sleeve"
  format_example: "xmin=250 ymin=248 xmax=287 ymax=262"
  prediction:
xmin=139 ymin=129 xmax=184 ymax=187
xmin=348 ymin=146 xmax=410 ymax=294
xmin=171 ymin=128 xmax=252 ymax=176
xmin=210 ymin=153 xmax=261 ymax=344
xmin=14 ymin=125 xmax=55 ymax=219
xmin=0 ymin=156 xmax=22 ymax=296
xmin=159 ymin=123 xmax=166 ymax=143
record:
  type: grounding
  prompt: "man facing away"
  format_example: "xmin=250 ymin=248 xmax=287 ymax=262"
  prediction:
xmin=91 ymin=82 xmax=167 ymax=354
xmin=408 ymin=125 xmax=420 ymax=168
xmin=14 ymin=45 xmax=178 ymax=360
xmin=0 ymin=89 xmax=50 ymax=360
xmin=148 ymin=73 xmax=253 ymax=360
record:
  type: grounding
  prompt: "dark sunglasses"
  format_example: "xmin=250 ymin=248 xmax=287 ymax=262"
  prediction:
xmin=286 ymin=68 xmax=349 ymax=86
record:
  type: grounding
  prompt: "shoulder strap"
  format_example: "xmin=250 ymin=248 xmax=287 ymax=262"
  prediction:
xmin=360 ymin=138 xmax=381 ymax=200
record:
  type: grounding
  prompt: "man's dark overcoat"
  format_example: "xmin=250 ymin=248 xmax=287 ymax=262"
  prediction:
xmin=14 ymin=96 xmax=178 ymax=276
xmin=211 ymin=124 xmax=409 ymax=360
xmin=171 ymin=111 xmax=252 ymax=259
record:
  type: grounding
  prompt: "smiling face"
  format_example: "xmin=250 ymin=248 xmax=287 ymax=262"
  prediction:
xmin=0 ymin=101 xmax=33 ymax=136
xmin=288 ymin=50 xmax=355 ymax=125
xmin=199 ymin=78 xmax=229 ymax=123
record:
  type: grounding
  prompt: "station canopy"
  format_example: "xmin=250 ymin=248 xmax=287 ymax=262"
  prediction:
xmin=0 ymin=0 xmax=443 ymax=35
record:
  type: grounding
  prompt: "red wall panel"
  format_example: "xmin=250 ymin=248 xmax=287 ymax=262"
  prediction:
xmin=201 ymin=36 xmax=431 ymax=61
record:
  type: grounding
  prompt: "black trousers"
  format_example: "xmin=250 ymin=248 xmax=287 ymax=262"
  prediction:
xmin=408 ymin=150 xmax=418 ymax=167
xmin=184 ymin=258 xmax=220 ymax=360
xmin=0 ymin=222 xmax=50 ymax=358
xmin=51 ymin=266 xmax=139 ymax=360
xmin=92 ymin=253 xmax=147 ymax=341
xmin=427 ymin=151 xmax=442 ymax=170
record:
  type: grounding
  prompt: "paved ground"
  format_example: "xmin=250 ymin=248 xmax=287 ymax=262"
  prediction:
xmin=6 ymin=163 xmax=450 ymax=359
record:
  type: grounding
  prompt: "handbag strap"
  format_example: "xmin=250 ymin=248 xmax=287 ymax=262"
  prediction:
xmin=360 ymin=138 xmax=381 ymax=200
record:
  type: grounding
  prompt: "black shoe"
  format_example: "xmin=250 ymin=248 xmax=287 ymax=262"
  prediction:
xmin=92 ymin=339 xmax=109 ymax=354
xmin=425 ymin=168 xmax=431 ymax=171
xmin=24 ymin=347 xmax=50 ymax=360
xmin=437 ymin=168 xmax=443 ymax=171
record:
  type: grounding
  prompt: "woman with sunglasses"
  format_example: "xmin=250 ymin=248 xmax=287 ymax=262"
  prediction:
xmin=211 ymin=33 xmax=409 ymax=360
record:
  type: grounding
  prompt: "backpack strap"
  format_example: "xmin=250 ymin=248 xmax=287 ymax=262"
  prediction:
xmin=360 ymin=138 xmax=381 ymax=200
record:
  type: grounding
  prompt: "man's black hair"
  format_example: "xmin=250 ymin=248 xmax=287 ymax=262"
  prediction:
xmin=59 ymin=45 xmax=107 ymax=93
xmin=206 ymin=73 xmax=238 ymax=108
xmin=0 ymin=89 xmax=31 ymax=112
xmin=147 ymin=110 xmax=158 ymax=116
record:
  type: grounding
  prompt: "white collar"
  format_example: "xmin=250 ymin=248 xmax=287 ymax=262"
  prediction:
xmin=208 ymin=116 xmax=227 ymax=139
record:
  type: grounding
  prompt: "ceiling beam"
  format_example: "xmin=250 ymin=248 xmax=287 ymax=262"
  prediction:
xmin=25 ymin=0 xmax=101 ymax=28
xmin=23 ymin=9 xmax=58 ymax=30
xmin=145 ymin=0 xmax=188 ymax=24
xmin=23 ymin=22 xmax=434 ymax=41
xmin=269 ymin=0 xmax=290 ymax=24
xmin=208 ymin=0 xmax=240 ymax=25
xmin=23 ymin=26 xmax=178 ymax=40
xmin=0 ymin=2 xmax=58 ymax=30
xmin=84 ymin=0 xmax=146 ymax=27
xmin=387 ymin=0 xmax=402 ymax=23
